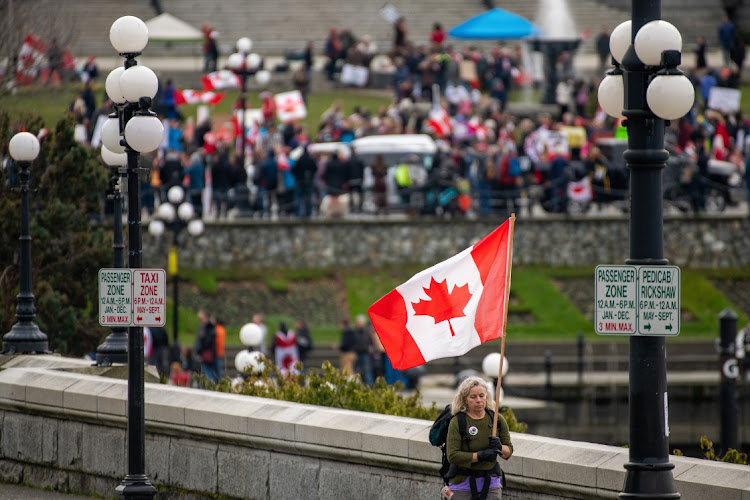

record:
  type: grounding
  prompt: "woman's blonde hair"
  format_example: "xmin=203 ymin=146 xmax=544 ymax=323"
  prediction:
xmin=451 ymin=376 xmax=495 ymax=415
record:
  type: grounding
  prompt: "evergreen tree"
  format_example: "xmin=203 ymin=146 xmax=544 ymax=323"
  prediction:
xmin=0 ymin=113 xmax=111 ymax=355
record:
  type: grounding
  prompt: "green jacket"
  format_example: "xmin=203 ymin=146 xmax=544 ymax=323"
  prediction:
xmin=445 ymin=412 xmax=513 ymax=484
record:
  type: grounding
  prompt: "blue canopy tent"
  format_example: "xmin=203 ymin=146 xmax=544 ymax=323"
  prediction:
xmin=448 ymin=8 xmax=542 ymax=39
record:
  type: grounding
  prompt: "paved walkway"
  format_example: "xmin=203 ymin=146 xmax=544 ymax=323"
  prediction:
xmin=0 ymin=483 xmax=101 ymax=499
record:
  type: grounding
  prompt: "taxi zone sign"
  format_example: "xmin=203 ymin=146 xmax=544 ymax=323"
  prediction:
xmin=99 ymin=268 xmax=166 ymax=327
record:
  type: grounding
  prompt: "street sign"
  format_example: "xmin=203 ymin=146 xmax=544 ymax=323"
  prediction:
xmin=98 ymin=268 xmax=166 ymax=327
xmin=637 ymin=266 xmax=680 ymax=335
xmin=132 ymin=269 xmax=167 ymax=327
xmin=595 ymin=265 xmax=681 ymax=336
xmin=595 ymin=265 xmax=637 ymax=334
xmin=99 ymin=269 xmax=133 ymax=326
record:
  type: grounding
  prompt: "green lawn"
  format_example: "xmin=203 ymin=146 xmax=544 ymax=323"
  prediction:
xmin=0 ymin=84 xmax=393 ymax=136
xmin=174 ymin=265 xmax=749 ymax=350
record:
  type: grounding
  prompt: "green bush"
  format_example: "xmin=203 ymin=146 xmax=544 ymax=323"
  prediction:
xmin=673 ymin=436 xmax=748 ymax=464
xmin=206 ymin=360 xmax=528 ymax=433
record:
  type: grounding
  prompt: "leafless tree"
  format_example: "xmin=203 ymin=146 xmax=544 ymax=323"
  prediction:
xmin=0 ymin=0 xmax=78 ymax=93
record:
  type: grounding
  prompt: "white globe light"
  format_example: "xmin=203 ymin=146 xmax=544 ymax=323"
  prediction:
xmin=646 ymin=74 xmax=695 ymax=120
xmin=634 ymin=20 xmax=682 ymax=67
xmin=101 ymin=117 xmax=125 ymax=154
xmin=609 ymin=20 xmax=632 ymax=64
xmin=105 ymin=67 xmax=127 ymax=104
xmin=157 ymin=202 xmax=176 ymax=222
xmin=167 ymin=185 xmax=185 ymax=204
xmin=110 ymin=16 xmax=149 ymax=54
xmin=240 ymin=323 xmax=263 ymax=346
xmin=247 ymin=351 xmax=265 ymax=373
xmin=255 ymin=70 xmax=271 ymax=85
xmin=148 ymin=219 xmax=165 ymax=237
xmin=482 ymin=353 xmax=510 ymax=378
xmin=237 ymin=37 xmax=253 ymax=53
xmin=227 ymin=52 xmax=244 ymax=70
xmin=235 ymin=350 xmax=252 ymax=372
xmin=8 ymin=132 xmax=40 ymax=162
xmin=598 ymin=74 xmax=625 ymax=119
xmin=177 ymin=201 xmax=195 ymax=220
xmin=124 ymin=115 xmax=164 ymax=153
xmin=246 ymin=53 xmax=261 ymax=70
xmin=120 ymin=65 xmax=159 ymax=103
xmin=101 ymin=145 xmax=127 ymax=166
xmin=187 ymin=218 xmax=204 ymax=237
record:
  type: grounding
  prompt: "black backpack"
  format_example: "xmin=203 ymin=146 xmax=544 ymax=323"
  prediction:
xmin=429 ymin=404 xmax=495 ymax=486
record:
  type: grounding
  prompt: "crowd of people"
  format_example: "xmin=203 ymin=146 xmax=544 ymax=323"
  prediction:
xmin=120 ymin=14 xmax=746 ymax=221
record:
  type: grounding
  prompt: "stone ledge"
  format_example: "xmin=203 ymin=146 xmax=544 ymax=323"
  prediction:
xmin=1 ymin=360 xmax=749 ymax=499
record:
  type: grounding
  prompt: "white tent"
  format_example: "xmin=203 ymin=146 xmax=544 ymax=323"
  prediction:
xmin=144 ymin=13 xmax=203 ymax=42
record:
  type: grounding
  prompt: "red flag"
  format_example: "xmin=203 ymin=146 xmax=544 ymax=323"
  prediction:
xmin=200 ymin=70 xmax=241 ymax=91
xmin=174 ymin=89 xmax=225 ymax=106
xmin=368 ymin=219 xmax=514 ymax=370
xmin=426 ymin=106 xmax=452 ymax=138
xmin=16 ymin=34 xmax=48 ymax=86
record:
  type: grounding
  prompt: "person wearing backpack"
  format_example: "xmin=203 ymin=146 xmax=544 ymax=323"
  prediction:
xmin=443 ymin=376 xmax=512 ymax=499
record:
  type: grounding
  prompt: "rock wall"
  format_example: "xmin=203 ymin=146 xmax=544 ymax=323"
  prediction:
xmin=142 ymin=216 xmax=750 ymax=271
xmin=1 ymin=355 xmax=749 ymax=500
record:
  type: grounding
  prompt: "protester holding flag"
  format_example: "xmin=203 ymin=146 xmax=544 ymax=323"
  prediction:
xmin=445 ymin=376 xmax=512 ymax=500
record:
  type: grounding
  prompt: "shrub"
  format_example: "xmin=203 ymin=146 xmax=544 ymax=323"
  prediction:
xmin=206 ymin=360 xmax=528 ymax=432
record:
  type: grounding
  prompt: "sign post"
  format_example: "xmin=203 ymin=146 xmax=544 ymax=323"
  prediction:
xmin=595 ymin=265 xmax=680 ymax=336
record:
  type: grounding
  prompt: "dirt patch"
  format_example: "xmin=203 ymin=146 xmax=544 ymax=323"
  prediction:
xmin=178 ymin=279 xmax=347 ymax=327
xmin=711 ymin=279 xmax=750 ymax=320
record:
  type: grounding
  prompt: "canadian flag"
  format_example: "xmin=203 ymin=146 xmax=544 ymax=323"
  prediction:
xmin=174 ymin=89 xmax=225 ymax=106
xmin=369 ymin=218 xmax=514 ymax=370
xmin=426 ymin=106 xmax=452 ymax=138
xmin=16 ymin=34 xmax=48 ymax=86
xmin=200 ymin=70 xmax=241 ymax=91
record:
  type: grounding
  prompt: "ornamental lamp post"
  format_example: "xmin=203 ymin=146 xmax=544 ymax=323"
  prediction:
xmin=227 ymin=37 xmax=263 ymax=171
xmin=2 ymin=132 xmax=49 ymax=354
xmin=95 ymin=145 xmax=129 ymax=365
xmin=597 ymin=2 xmax=694 ymax=499
xmin=106 ymin=14 xmax=165 ymax=500
xmin=148 ymin=185 xmax=204 ymax=362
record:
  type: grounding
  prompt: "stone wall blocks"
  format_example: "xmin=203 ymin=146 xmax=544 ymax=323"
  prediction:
xmin=57 ymin=420 xmax=84 ymax=470
xmin=64 ymin=378 xmax=116 ymax=415
xmin=81 ymin=425 xmax=125 ymax=477
xmin=0 ymin=368 xmax=43 ymax=403
xmin=168 ymin=438 xmax=218 ymax=493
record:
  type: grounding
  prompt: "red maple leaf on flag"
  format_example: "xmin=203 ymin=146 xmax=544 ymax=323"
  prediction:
xmin=412 ymin=277 xmax=472 ymax=336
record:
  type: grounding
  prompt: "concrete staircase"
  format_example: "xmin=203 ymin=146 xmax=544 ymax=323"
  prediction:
xmin=62 ymin=0 xmax=632 ymax=58
xmin=56 ymin=0 xmax=726 ymax=69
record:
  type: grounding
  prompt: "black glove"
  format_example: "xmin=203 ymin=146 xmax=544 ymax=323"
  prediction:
xmin=476 ymin=448 xmax=499 ymax=462
xmin=488 ymin=436 xmax=501 ymax=449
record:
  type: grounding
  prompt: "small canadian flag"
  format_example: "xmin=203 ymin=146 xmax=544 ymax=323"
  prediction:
xmin=368 ymin=217 xmax=514 ymax=370
xmin=175 ymin=89 xmax=225 ymax=106
xmin=200 ymin=70 xmax=241 ymax=91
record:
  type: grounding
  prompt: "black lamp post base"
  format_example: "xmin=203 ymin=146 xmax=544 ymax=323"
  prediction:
xmin=116 ymin=475 xmax=157 ymax=499
xmin=96 ymin=329 xmax=129 ymax=366
xmin=619 ymin=462 xmax=680 ymax=499
xmin=2 ymin=321 xmax=49 ymax=354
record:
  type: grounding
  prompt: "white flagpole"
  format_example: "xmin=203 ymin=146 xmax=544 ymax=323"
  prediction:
xmin=493 ymin=213 xmax=515 ymax=437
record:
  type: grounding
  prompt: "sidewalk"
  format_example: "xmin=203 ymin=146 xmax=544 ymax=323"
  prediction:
xmin=0 ymin=483 xmax=100 ymax=499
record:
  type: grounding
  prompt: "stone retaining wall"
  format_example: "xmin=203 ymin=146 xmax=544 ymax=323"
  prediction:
xmin=0 ymin=356 xmax=749 ymax=499
xmin=141 ymin=216 xmax=750 ymax=271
